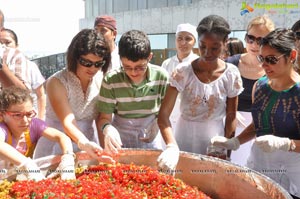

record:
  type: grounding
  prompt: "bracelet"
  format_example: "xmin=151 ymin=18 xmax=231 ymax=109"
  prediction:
xmin=63 ymin=151 xmax=76 ymax=159
xmin=166 ymin=143 xmax=178 ymax=148
xmin=101 ymin=123 xmax=111 ymax=131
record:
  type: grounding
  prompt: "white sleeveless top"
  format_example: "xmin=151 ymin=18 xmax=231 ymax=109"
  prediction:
xmin=46 ymin=68 xmax=102 ymax=122
xmin=33 ymin=69 xmax=103 ymax=158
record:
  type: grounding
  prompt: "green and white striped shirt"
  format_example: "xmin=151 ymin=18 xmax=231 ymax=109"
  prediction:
xmin=97 ymin=64 xmax=169 ymax=118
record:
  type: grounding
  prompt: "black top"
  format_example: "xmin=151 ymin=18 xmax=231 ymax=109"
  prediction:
xmin=226 ymin=54 xmax=258 ymax=112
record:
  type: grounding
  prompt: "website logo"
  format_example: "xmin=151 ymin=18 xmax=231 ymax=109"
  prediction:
xmin=254 ymin=3 xmax=299 ymax=15
xmin=240 ymin=2 xmax=254 ymax=16
xmin=240 ymin=2 xmax=299 ymax=15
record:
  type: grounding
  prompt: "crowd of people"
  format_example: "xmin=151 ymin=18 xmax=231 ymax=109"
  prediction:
xmin=1 ymin=8 xmax=300 ymax=198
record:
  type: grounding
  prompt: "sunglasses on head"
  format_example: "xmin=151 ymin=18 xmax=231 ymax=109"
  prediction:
xmin=78 ymin=57 xmax=106 ymax=68
xmin=256 ymin=54 xmax=285 ymax=65
xmin=245 ymin=34 xmax=262 ymax=45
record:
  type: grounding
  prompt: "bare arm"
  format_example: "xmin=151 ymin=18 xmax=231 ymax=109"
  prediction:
xmin=46 ymin=77 xmax=86 ymax=143
xmin=157 ymin=85 xmax=179 ymax=145
xmin=42 ymin=127 xmax=73 ymax=154
xmin=0 ymin=141 xmax=28 ymax=165
xmin=224 ymin=96 xmax=238 ymax=138
xmin=35 ymin=84 xmax=46 ymax=120
xmin=236 ymin=122 xmax=256 ymax=144
xmin=0 ymin=62 xmax=26 ymax=89
xmin=236 ymin=81 xmax=258 ymax=144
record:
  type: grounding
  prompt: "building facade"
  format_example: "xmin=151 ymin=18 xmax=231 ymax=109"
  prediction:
xmin=80 ymin=0 xmax=299 ymax=34
xmin=78 ymin=0 xmax=299 ymax=65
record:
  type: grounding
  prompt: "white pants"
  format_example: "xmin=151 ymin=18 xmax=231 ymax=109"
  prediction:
xmin=175 ymin=116 xmax=224 ymax=154
xmin=112 ymin=114 xmax=162 ymax=149
xmin=247 ymin=143 xmax=300 ymax=197
xmin=230 ymin=111 xmax=253 ymax=166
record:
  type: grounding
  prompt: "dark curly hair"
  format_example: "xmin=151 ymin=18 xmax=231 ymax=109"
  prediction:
xmin=291 ymin=20 xmax=300 ymax=32
xmin=260 ymin=28 xmax=298 ymax=71
xmin=118 ymin=30 xmax=151 ymax=62
xmin=0 ymin=86 xmax=32 ymax=111
xmin=260 ymin=28 xmax=296 ymax=56
xmin=196 ymin=15 xmax=231 ymax=42
xmin=66 ymin=29 xmax=111 ymax=74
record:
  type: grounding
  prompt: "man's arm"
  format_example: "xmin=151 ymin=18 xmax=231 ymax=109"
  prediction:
xmin=0 ymin=61 xmax=26 ymax=89
xmin=0 ymin=48 xmax=27 ymax=89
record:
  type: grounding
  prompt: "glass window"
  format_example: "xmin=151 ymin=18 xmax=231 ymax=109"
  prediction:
xmin=148 ymin=0 xmax=167 ymax=9
xmin=179 ymin=0 xmax=192 ymax=6
xmin=148 ymin=34 xmax=168 ymax=49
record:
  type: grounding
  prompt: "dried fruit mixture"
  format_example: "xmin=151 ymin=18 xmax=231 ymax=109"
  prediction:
xmin=0 ymin=163 xmax=212 ymax=199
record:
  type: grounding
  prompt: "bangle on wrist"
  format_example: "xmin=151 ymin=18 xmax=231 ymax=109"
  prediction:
xmin=101 ymin=123 xmax=111 ymax=131
xmin=166 ymin=143 xmax=178 ymax=148
xmin=63 ymin=151 xmax=76 ymax=158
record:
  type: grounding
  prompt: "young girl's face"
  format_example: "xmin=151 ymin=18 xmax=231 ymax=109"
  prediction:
xmin=198 ymin=33 xmax=225 ymax=62
xmin=2 ymin=100 xmax=35 ymax=136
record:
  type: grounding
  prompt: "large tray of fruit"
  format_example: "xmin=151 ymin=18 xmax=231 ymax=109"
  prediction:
xmin=2 ymin=149 xmax=292 ymax=199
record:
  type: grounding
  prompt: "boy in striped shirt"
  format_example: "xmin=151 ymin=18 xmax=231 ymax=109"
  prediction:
xmin=97 ymin=30 xmax=168 ymax=153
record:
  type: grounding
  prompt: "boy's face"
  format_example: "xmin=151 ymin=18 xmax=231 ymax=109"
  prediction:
xmin=120 ymin=57 xmax=149 ymax=84
xmin=1 ymin=100 xmax=35 ymax=136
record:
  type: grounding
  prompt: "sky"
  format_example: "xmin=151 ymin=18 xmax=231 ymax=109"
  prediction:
xmin=0 ymin=0 xmax=84 ymax=58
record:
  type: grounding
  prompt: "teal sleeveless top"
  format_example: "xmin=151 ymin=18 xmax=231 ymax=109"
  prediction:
xmin=252 ymin=76 xmax=300 ymax=139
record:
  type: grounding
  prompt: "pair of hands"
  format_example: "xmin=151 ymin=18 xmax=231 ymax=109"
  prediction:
xmin=18 ymin=139 xmax=115 ymax=181
xmin=52 ymin=140 xmax=118 ymax=179
xmin=211 ymin=135 xmax=292 ymax=152
xmin=16 ymin=154 xmax=76 ymax=181
xmin=77 ymin=139 xmax=116 ymax=163
xmin=102 ymin=124 xmax=179 ymax=170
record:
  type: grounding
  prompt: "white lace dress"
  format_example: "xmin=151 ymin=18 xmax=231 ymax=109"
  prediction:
xmin=33 ymin=69 xmax=103 ymax=158
xmin=171 ymin=62 xmax=243 ymax=154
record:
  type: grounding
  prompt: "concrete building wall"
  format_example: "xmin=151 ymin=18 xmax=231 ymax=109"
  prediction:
xmin=80 ymin=0 xmax=300 ymax=34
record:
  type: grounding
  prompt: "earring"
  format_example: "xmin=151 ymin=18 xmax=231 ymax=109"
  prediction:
xmin=290 ymin=50 xmax=297 ymax=60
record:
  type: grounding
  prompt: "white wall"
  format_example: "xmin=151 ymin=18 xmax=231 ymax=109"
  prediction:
xmin=80 ymin=0 xmax=300 ymax=34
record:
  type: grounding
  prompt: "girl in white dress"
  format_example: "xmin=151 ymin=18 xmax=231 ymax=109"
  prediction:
xmin=157 ymin=15 xmax=243 ymax=157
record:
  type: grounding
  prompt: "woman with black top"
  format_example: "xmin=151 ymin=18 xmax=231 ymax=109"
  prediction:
xmin=225 ymin=15 xmax=275 ymax=166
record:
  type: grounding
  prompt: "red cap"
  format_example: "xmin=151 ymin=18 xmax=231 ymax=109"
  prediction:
xmin=94 ymin=15 xmax=117 ymax=31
